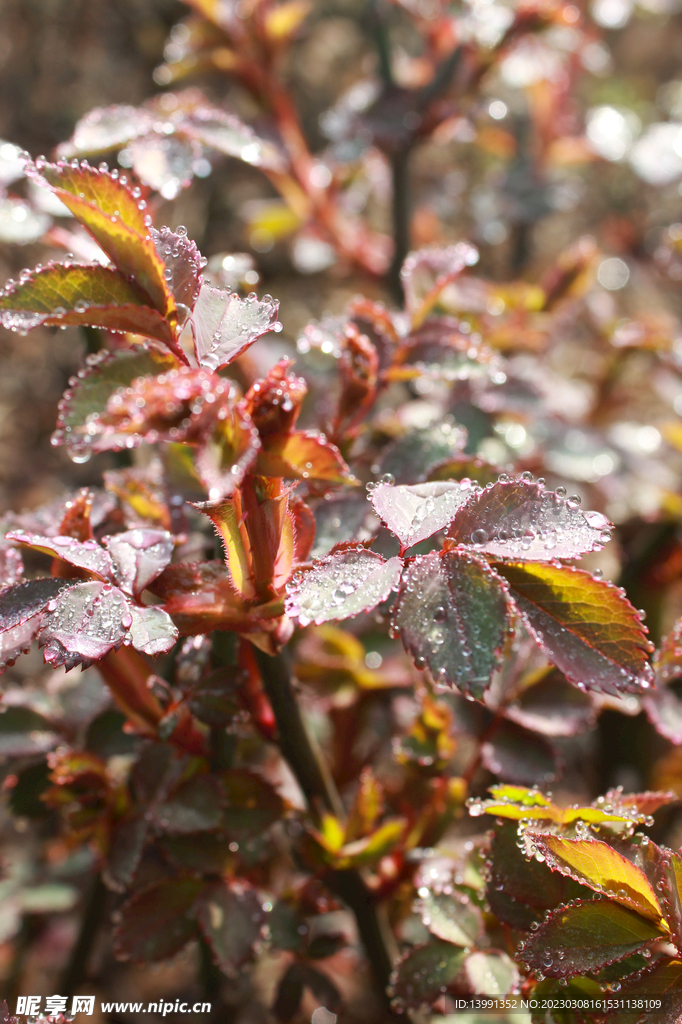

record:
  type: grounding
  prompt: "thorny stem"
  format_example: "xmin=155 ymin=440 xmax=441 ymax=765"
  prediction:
xmin=253 ymin=648 xmax=401 ymax=1020
xmin=60 ymin=872 xmax=107 ymax=998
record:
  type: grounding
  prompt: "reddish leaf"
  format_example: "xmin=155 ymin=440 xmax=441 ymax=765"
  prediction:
xmin=6 ymin=530 xmax=115 ymax=581
xmin=104 ymin=813 xmax=149 ymax=892
xmin=393 ymin=549 xmax=511 ymax=698
xmin=152 ymin=774 xmax=224 ymax=833
xmin=113 ymin=878 xmax=204 ymax=962
xmin=152 ymin=226 xmax=203 ymax=310
xmin=104 ymin=528 xmax=174 ymax=596
xmin=52 ymin=345 xmax=180 ymax=457
xmin=286 ymin=546 xmax=402 ymax=626
xmin=38 ymin=581 xmax=133 ymax=670
xmin=609 ymin=958 xmax=682 ymax=1024
xmin=401 ymin=242 xmax=479 ymax=321
xmin=195 ymin=881 xmax=265 ymax=975
xmin=244 ymin=359 xmax=306 ymax=439
xmin=31 ymin=160 xmax=173 ymax=317
xmin=0 ymin=262 xmax=174 ymax=343
xmin=289 ymin=495 xmax=316 ymax=563
xmin=519 ymin=899 xmax=664 ymax=977
xmin=128 ymin=606 xmax=178 ymax=655
xmin=0 ymin=578 xmax=77 ymax=671
xmin=495 ymin=562 xmax=654 ymax=695
xmin=257 ymin=430 xmax=354 ymax=483
xmin=191 ymin=282 xmax=280 ymax=371
xmin=445 ymin=478 xmax=612 ymax=561
xmin=369 ymin=480 xmax=469 ymax=549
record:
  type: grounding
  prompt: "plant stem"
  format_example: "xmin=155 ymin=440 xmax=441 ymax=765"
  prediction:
xmin=388 ymin=147 xmax=411 ymax=305
xmin=60 ymin=872 xmax=107 ymax=998
xmin=253 ymin=648 xmax=401 ymax=1020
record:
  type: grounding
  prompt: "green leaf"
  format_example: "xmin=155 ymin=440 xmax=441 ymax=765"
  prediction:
xmin=380 ymin=423 xmax=467 ymax=484
xmin=519 ymin=899 xmax=664 ymax=976
xmin=391 ymin=940 xmax=467 ymax=1010
xmin=153 ymin=774 xmax=224 ymax=833
xmin=267 ymin=900 xmax=305 ymax=954
xmin=393 ymin=549 xmax=511 ymax=698
xmin=484 ymin=822 xmax=593 ymax=931
xmin=195 ymin=881 xmax=264 ymax=975
xmin=32 ymin=160 xmax=173 ymax=317
xmin=0 ymin=263 xmax=174 ymax=344
xmin=103 ymin=813 xmax=148 ymax=892
xmin=113 ymin=878 xmax=204 ymax=962
xmin=494 ymin=561 xmax=654 ymax=695
xmin=53 ymin=345 xmax=178 ymax=457
xmin=286 ymin=547 xmax=402 ymax=626
xmin=417 ymin=890 xmax=484 ymax=946
xmin=526 ymin=834 xmax=666 ymax=925
xmin=464 ymin=950 xmax=519 ymax=995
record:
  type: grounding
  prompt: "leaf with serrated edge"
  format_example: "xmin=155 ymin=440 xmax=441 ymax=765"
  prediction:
xmin=38 ymin=581 xmax=132 ymax=670
xmin=53 ymin=346 xmax=179 ymax=457
xmin=152 ymin=226 xmax=203 ymax=310
xmin=615 ymin=958 xmax=682 ymax=1024
xmin=525 ymin=834 xmax=666 ymax=925
xmin=285 ymin=547 xmax=402 ymax=626
xmin=418 ymin=890 xmax=484 ymax=946
xmin=6 ymin=530 xmax=115 ymax=582
xmin=113 ymin=878 xmax=204 ymax=963
xmin=0 ymin=263 xmax=174 ymax=343
xmin=496 ymin=562 xmax=654 ymax=695
xmin=104 ymin=528 xmax=174 ymax=596
xmin=393 ymin=549 xmax=511 ymax=699
xmin=191 ymin=282 xmax=280 ymax=371
xmin=370 ymin=480 xmax=470 ymax=550
xmin=519 ymin=899 xmax=664 ymax=977
xmin=30 ymin=161 xmax=173 ymax=317
xmin=446 ymin=478 xmax=612 ymax=561
xmin=195 ymin=882 xmax=264 ymax=975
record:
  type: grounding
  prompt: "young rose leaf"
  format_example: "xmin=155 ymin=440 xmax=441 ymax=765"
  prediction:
xmin=0 ymin=578 xmax=78 ymax=670
xmin=615 ymin=958 xmax=682 ymax=1024
xmin=505 ymin=668 xmax=596 ymax=737
xmin=57 ymin=104 xmax=155 ymax=156
xmin=464 ymin=951 xmax=518 ymax=996
xmin=525 ymin=834 xmax=666 ymax=924
xmin=380 ymin=423 xmax=467 ymax=484
xmin=152 ymin=774 xmax=224 ymax=833
xmin=104 ymin=528 xmax=174 ymax=597
xmin=446 ymin=478 xmax=612 ymax=561
xmin=195 ymin=401 xmax=261 ymax=501
xmin=184 ymin=107 xmax=287 ymax=173
xmin=6 ymin=530 xmax=115 ymax=581
xmin=495 ymin=562 xmax=654 ymax=695
xmin=113 ymin=878 xmax=204 ymax=962
xmin=195 ymin=881 xmax=265 ymax=975
xmin=152 ymin=226 xmax=203 ymax=310
xmin=257 ymin=431 xmax=354 ymax=483
xmin=31 ymin=160 xmax=173 ymax=317
xmin=391 ymin=941 xmax=466 ymax=1010
xmin=480 ymin=720 xmax=559 ymax=786
xmin=0 ymin=263 xmax=174 ymax=343
xmin=38 ymin=581 xmax=133 ymax=670
xmin=128 ymin=606 xmax=178 ymax=656
xmin=285 ymin=547 xmax=402 ymax=626
xmin=520 ymin=900 xmax=664 ymax=978
xmin=52 ymin=345 xmax=179 ymax=457
xmin=393 ymin=550 xmax=511 ymax=698
xmin=191 ymin=282 xmax=280 ymax=371
xmin=369 ymin=480 xmax=470 ymax=550
xmin=417 ymin=890 xmax=484 ymax=946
